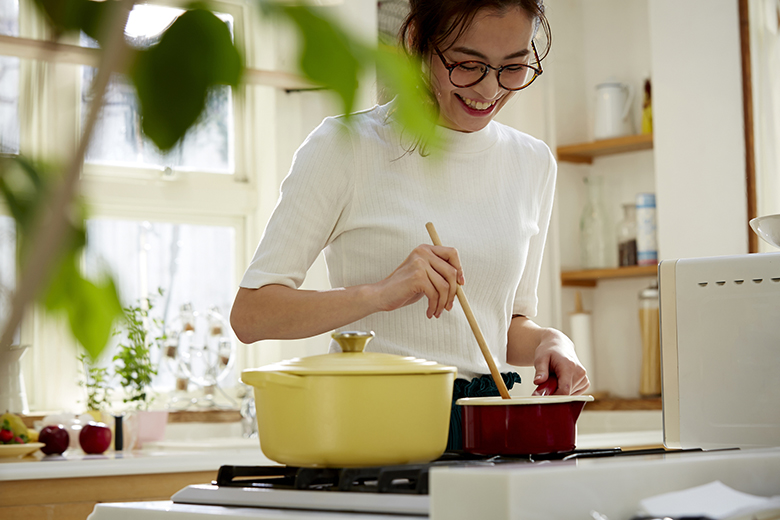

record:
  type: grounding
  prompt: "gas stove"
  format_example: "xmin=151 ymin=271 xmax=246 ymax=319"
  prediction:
xmin=169 ymin=448 xmax=663 ymax=516
xmin=87 ymin=447 xmax=780 ymax=520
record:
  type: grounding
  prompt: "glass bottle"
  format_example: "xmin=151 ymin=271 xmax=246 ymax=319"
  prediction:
xmin=617 ymin=203 xmax=638 ymax=267
xmin=580 ymin=176 xmax=615 ymax=269
xmin=638 ymin=281 xmax=661 ymax=397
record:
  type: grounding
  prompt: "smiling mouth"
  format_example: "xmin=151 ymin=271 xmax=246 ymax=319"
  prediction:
xmin=456 ymin=93 xmax=499 ymax=112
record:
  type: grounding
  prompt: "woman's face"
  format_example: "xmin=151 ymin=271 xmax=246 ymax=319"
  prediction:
xmin=429 ymin=7 xmax=536 ymax=133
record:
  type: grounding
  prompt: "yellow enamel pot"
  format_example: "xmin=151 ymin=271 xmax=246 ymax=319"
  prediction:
xmin=241 ymin=331 xmax=457 ymax=468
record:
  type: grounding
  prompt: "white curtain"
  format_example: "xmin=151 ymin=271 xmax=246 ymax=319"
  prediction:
xmin=751 ymin=0 xmax=780 ymax=252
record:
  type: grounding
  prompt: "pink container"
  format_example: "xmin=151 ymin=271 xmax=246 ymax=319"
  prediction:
xmin=458 ymin=395 xmax=593 ymax=456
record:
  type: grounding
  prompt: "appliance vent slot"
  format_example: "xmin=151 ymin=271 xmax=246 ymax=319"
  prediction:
xmin=753 ymin=278 xmax=764 ymax=283
xmin=716 ymin=281 xmax=726 ymax=286
xmin=698 ymin=282 xmax=708 ymax=287
xmin=772 ymin=278 xmax=780 ymax=282
xmin=734 ymin=280 xmax=745 ymax=284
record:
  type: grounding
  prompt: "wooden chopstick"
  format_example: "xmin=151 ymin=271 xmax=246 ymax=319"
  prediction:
xmin=425 ymin=222 xmax=511 ymax=399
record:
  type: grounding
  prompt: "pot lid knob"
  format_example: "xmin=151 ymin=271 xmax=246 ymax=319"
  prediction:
xmin=332 ymin=331 xmax=375 ymax=353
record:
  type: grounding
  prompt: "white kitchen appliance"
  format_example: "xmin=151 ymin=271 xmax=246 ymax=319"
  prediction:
xmin=659 ymin=251 xmax=780 ymax=450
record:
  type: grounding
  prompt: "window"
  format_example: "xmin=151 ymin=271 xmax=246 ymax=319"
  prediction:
xmin=0 ymin=0 xmax=20 ymax=154
xmin=81 ymin=4 xmax=234 ymax=174
xmin=0 ymin=215 xmax=16 ymax=344
xmin=84 ymin=218 xmax=237 ymax=392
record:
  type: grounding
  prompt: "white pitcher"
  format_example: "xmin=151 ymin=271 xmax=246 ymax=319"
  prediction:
xmin=0 ymin=345 xmax=30 ymax=414
xmin=594 ymin=80 xmax=634 ymax=140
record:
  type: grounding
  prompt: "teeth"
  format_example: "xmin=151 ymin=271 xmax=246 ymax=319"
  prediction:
xmin=459 ymin=95 xmax=496 ymax=111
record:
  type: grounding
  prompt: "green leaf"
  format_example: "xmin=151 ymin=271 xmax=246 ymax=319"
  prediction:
xmin=45 ymin=252 xmax=124 ymax=360
xmin=131 ymin=8 xmax=243 ymax=151
xmin=374 ymin=47 xmax=440 ymax=150
xmin=32 ymin=0 xmax=109 ymax=42
xmin=279 ymin=5 xmax=363 ymax=115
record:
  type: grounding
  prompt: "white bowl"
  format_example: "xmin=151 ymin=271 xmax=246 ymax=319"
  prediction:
xmin=749 ymin=215 xmax=780 ymax=248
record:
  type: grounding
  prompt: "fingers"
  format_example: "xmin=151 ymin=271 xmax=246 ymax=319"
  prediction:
xmin=417 ymin=244 xmax=463 ymax=319
xmin=533 ymin=350 xmax=590 ymax=396
xmin=553 ymin=366 xmax=590 ymax=396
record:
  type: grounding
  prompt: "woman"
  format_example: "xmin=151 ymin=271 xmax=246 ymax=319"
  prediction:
xmin=231 ymin=0 xmax=589 ymax=447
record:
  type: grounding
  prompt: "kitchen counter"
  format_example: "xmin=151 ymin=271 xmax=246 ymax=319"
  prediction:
xmin=0 ymin=438 xmax=276 ymax=520
xmin=0 ymin=437 xmax=276 ymax=482
xmin=0 ymin=430 xmax=664 ymax=520
xmin=0 ymin=428 xmax=662 ymax=482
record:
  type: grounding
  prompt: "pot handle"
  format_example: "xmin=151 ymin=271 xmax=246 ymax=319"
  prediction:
xmin=621 ymin=83 xmax=634 ymax=121
xmin=240 ymin=371 xmax=308 ymax=390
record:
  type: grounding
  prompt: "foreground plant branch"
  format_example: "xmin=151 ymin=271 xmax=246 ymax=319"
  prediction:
xmin=0 ymin=0 xmax=136 ymax=351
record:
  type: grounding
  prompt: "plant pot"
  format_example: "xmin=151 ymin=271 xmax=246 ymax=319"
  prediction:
xmin=135 ymin=410 xmax=169 ymax=448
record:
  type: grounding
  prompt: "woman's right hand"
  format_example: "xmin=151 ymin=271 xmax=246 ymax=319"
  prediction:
xmin=373 ymin=244 xmax=465 ymax=319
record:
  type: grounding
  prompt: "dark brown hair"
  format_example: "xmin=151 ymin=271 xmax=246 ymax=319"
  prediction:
xmin=392 ymin=0 xmax=550 ymax=156
xmin=399 ymin=0 xmax=551 ymax=61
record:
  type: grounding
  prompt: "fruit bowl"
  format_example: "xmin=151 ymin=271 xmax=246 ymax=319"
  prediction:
xmin=749 ymin=214 xmax=780 ymax=248
xmin=0 ymin=442 xmax=44 ymax=458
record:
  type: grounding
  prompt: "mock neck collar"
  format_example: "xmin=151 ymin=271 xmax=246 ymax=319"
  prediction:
xmin=377 ymin=100 xmax=499 ymax=154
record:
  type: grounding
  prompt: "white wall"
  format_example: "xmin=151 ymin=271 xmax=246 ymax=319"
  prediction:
xmin=545 ymin=0 xmax=657 ymax=397
xmin=535 ymin=0 xmax=749 ymax=398
xmin=649 ymin=0 xmax=748 ymax=260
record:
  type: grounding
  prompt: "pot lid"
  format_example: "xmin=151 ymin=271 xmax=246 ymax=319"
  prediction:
xmin=456 ymin=395 xmax=594 ymax=406
xmin=252 ymin=331 xmax=457 ymax=376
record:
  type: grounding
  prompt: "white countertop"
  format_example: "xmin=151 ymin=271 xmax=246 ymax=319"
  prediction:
xmin=0 ymin=437 xmax=278 ymax=481
xmin=0 ymin=430 xmax=662 ymax=482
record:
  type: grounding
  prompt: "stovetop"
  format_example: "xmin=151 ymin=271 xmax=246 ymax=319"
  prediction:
xmin=171 ymin=447 xmax=684 ymax=516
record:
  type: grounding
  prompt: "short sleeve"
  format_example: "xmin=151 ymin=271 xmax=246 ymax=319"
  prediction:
xmin=239 ymin=117 xmax=354 ymax=290
xmin=512 ymin=145 xmax=557 ymax=317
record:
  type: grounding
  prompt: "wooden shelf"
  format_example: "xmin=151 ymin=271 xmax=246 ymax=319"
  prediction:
xmin=561 ymin=264 xmax=657 ymax=287
xmin=587 ymin=396 xmax=661 ymax=411
xmin=557 ymin=133 xmax=654 ymax=164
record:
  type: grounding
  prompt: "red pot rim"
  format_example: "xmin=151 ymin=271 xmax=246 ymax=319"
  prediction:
xmin=456 ymin=395 xmax=594 ymax=406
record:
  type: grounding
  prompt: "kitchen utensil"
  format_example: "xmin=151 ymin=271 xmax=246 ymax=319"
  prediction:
xmin=749 ymin=214 xmax=780 ymax=248
xmin=594 ymin=79 xmax=634 ymax=139
xmin=241 ymin=331 xmax=457 ymax=467
xmin=424 ymin=222 xmax=594 ymax=455
xmin=458 ymin=394 xmax=593 ymax=455
xmin=424 ymin=222 xmax=511 ymax=399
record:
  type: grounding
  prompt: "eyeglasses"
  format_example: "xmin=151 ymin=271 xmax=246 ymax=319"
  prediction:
xmin=433 ymin=41 xmax=543 ymax=91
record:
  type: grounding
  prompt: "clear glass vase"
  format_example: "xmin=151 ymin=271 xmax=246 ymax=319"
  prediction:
xmin=579 ymin=176 xmax=615 ymax=269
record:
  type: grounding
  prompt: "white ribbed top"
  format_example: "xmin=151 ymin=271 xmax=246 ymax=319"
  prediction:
xmin=240 ymin=102 xmax=557 ymax=380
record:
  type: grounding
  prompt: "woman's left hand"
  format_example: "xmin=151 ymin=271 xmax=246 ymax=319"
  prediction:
xmin=531 ymin=329 xmax=589 ymax=395
xmin=507 ymin=316 xmax=590 ymax=396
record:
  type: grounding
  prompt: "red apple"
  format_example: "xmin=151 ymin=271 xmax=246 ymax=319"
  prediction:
xmin=79 ymin=422 xmax=112 ymax=454
xmin=39 ymin=425 xmax=70 ymax=455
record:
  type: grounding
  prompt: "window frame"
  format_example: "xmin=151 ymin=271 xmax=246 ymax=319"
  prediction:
xmin=3 ymin=0 xmax=259 ymax=411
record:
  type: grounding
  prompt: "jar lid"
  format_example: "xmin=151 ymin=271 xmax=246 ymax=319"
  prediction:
xmin=249 ymin=331 xmax=457 ymax=376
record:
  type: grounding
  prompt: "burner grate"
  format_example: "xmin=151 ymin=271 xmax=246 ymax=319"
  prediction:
xmin=214 ymin=448 xmax=632 ymax=495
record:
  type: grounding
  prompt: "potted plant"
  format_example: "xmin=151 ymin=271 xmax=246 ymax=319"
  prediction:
xmin=77 ymin=352 xmax=112 ymax=422
xmin=113 ymin=290 xmax=168 ymax=447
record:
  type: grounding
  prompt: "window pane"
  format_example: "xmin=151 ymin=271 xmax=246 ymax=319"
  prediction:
xmin=84 ymin=218 xmax=237 ymax=394
xmin=0 ymin=215 xmax=17 ymax=343
xmin=0 ymin=0 xmax=20 ymax=154
xmin=82 ymin=5 xmax=234 ymax=174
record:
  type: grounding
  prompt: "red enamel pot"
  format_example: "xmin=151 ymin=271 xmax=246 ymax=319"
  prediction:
xmin=458 ymin=394 xmax=594 ymax=456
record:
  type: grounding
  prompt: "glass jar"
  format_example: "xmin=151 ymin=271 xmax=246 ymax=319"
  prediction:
xmin=580 ymin=176 xmax=615 ymax=269
xmin=617 ymin=203 xmax=638 ymax=267
xmin=638 ymin=281 xmax=661 ymax=397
